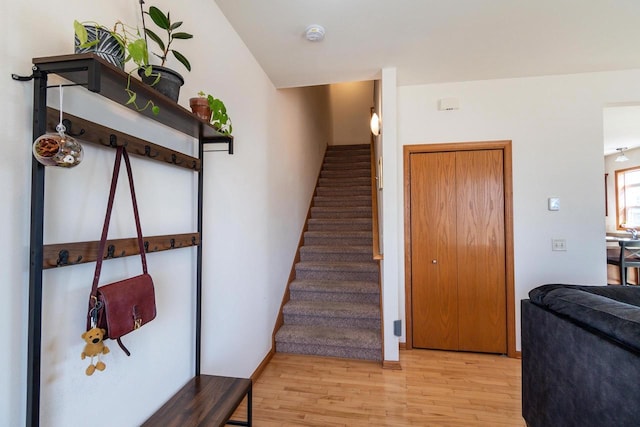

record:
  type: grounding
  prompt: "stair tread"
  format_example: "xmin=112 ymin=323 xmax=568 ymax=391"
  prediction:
xmin=311 ymin=206 xmax=371 ymax=211
xmin=308 ymin=218 xmax=372 ymax=224
xmin=290 ymin=279 xmax=379 ymax=293
xmin=275 ymin=324 xmax=380 ymax=348
xmin=322 ymin=162 xmax=370 ymax=169
xmin=319 ymin=176 xmax=370 ymax=181
xmin=307 ymin=223 xmax=372 ymax=231
xmin=326 ymin=144 xmax=369 ymax=150
xmin=305 ymin=230 xmax=372 ymax=236
xmin=323 ymin=156 xmax=370 ymax=164
xmin=316 ymin=191 xmax=371 ymax=196
xmin=300 ymin=245 xmax=372 ymax=253
xmin=283 ymin=300 xmax=380 ymax=317
xmin=296 ymin=261 xmax=378 ymax=271
xmin=313 ymin=194 xmax=371 ymax=206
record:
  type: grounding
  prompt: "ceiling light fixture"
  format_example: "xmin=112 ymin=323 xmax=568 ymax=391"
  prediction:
xmin=305 ymin=24 xmax=325 ymax=42
xmin=616 ymin=147 xmax=629 ymax=162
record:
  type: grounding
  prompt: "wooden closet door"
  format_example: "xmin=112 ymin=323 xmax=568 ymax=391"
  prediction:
xmin=410 ymin=149 xmax=506 ymax=353
xmin=456 ymin=150 xmax=506 ymax=353
xmin=410 ymin=152 xmax=458 ymax=350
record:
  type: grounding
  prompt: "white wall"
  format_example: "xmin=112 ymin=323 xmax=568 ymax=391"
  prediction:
xmin=390 ymin=69 xmax=640 ymax=350
xmin=380 ymin=68 xmax=400 ymax=362
xmin=1 ymin=0 xmax=328 ymax=426
xmin=201 ymin=81 xmax=330 ymax=377
xmin=329 ymin=81 xmax=373 ymax=146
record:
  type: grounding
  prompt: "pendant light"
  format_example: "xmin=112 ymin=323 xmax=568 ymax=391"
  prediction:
xmin=615 ymin=147 xmax=629 ymax=162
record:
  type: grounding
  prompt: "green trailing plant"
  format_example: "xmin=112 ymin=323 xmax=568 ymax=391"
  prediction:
xmin=74 ymin=20 xmax=160 ymax=115
xmin=198 ymin=91 xmax=232 ymax=136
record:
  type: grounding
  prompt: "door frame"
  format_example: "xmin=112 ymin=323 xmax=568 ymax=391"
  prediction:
xmin=403 ymin=140 xmax=516 ymax=357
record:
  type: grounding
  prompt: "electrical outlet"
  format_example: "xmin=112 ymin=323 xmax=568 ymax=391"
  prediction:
xmin=393 ymin=320 xmax=402 ymax=336
xmin=552 ymin=239 xmax=567 ymax=251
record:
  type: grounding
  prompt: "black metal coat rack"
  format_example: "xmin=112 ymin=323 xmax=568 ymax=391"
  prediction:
xmin=14 ymin=53 xmax=232 ymax=427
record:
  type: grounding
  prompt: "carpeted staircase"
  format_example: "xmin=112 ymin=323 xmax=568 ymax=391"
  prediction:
xmin=274 ymin=144 xmax=382 ymax=361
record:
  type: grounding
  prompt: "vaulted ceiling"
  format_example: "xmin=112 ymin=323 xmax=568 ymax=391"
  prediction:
xmin=215 ymin=0 xmax=640 ymax=89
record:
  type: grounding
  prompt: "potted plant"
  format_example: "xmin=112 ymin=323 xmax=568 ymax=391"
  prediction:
xmin=73 ymin=22 xmax=126 ymax=69
xmin=189 ymin=91 xmax=232 ymax=135
xmin=189 ymin=92 xmax=211 ymax=121
xmin=74 ymin=19 xmax=160 ymax=115
xmin=137 ymin=5 xmax=193 ymax=102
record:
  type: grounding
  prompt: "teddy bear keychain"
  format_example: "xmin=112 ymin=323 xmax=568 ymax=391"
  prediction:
xmin=81 ymin=300 xmax=110 ymax=376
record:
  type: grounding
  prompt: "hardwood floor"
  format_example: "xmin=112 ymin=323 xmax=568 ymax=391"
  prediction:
xmin=234 ymin=349 xmax=525 ymax=426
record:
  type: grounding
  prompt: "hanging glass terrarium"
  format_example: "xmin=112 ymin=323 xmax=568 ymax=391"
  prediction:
xmin=32 ymin=86 xmax=83 ymax=168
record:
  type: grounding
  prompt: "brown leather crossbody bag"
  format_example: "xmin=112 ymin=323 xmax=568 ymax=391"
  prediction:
xmin=87 ymin=145 xmax=156 ymax=356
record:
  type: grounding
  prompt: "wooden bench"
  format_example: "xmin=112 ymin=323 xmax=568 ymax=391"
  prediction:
xmin=142 ymin=375 xmax=252 ymax=427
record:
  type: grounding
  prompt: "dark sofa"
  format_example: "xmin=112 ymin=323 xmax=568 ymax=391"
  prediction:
xmin=522 ymin=284 xmax=640 ymax=427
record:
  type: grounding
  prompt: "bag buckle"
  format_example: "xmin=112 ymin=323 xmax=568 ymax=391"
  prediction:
xmin=132 ymin=306 xmax=142 ymax=329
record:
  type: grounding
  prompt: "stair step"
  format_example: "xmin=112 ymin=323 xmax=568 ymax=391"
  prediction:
xmin=316 ymin=186 xmax=371 ymax=197
xmin=300 ymin=245 xmax=373 ymax=262
xmin=313 ymin=195 xmax=371 ymax=207
xmin=318 ymin=176 xmax=371 ymax=187
xmin=282 ymin=300 xmax=380 ymax=329
xmin=326 ymin=144 xmax=371 ymax=156
xmin=275 ymin=325 xmax=381 ymax=361
xmin=290 ymin=279 xmax=379 ymax=303
xmin=310 ymin=206 xmax=372 ymax=219
xmin=304 ymin=231 xmax=372 ymax=246
xmin=307 ymin=218 xmax=372 ymax=231
xmin=323 ymin=154 xmax=370 ymax=164
xmin=295 ymin=261 xmax=378 ymax=281
xmin=320 ymin=168 xmax=370 ymax=178
xmin=322 ymin=161 xmax=371 ymax=171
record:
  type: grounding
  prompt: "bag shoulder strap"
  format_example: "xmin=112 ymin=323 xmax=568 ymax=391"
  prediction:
xmin=89 ymin=146 xmax=147 ymax=308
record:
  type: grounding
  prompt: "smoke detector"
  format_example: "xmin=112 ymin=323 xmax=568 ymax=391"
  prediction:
xmin=305 ymin=25 xmax=325 ymax=42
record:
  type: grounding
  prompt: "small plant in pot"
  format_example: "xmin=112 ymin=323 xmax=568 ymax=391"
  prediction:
xmin=189 ymin=91 xmax=233 ymax=136
xmin=74 ymin=19 xmax=160 ymax=115
xmin=189 ymin=92 xmax=211 ymax=121
xmin=138 ymin=5 xmax=193 ymax=102
xmin=73 ymin=22 xmax=126 ymax=69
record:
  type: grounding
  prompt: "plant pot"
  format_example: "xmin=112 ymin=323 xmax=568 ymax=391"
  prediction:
xmin=189 ymin=97 xmax=212 ymax=121
xmin=74 ymin=25 xmax=125 ymax=69
xmin=138 ymin=66 xmax=184 ymax=102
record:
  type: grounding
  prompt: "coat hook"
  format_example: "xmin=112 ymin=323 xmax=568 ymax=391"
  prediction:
xmin=191 ymin=160 xmax=197 ymax=170
xmin=171 ymin=154 xmax=183 ymax=165
xmin=144 ymin=241 xmax=149 ymax=253
xmin=56 ymin=250 xmax=83 ymax=266
xmin=191 ymin=236 xmax=197 ymax=245
xmin=12 ymin=73 xmax=35 ymax=82
xmin=109 ymin=134 xmax=118 ymax=147
xmin=170 ymin=238 xmax=176 ymax=249
xmin=144 ymin=145 xmax=159 ymax=158
xmin=106 ymin=244 xmax=115 ymax=259
xmin=61 ymin=118 xmax=86 ymax=137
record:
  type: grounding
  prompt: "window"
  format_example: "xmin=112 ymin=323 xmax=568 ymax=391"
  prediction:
xmin=616 ymin=166 xmax=640 ymax=229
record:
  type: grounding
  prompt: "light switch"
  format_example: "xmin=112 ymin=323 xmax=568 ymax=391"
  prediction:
xmin=552 ymin=239 xmax=567 ymax=251
xmin=548 ymin=197 xmax=560 ymax=211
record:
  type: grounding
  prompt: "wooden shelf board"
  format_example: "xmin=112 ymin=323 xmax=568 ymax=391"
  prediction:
xmin=43 ymin=232 xmax=200 ymax=269
xmin=47 ymin=108 xmax=201 ymax=171
xmin=141 ymin=375 xmax=251 ymax=427
xmin=32 ymin=54 xmax=233 ymax=148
